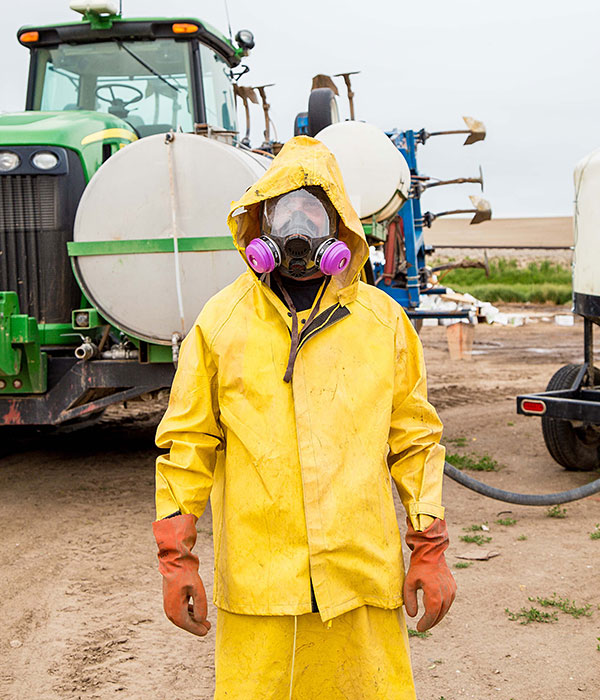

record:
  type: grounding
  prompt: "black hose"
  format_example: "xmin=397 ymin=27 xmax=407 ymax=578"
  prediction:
xmin=444 ymin=461 xmax=600 ymax=505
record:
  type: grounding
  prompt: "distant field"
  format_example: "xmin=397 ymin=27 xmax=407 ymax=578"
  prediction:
xmin=428 ymin=216 xmax=573 ymax=248
xmin=437 ymin=258 xmax=572 ymax=304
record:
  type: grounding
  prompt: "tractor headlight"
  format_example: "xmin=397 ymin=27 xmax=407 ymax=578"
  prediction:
xmin=235 ymin=29 xmax=255 ymax=50
xmin=32 ymin=151 xmax=59 ymax=170
xmin=0 ymin=151 xmax=20 ymax=172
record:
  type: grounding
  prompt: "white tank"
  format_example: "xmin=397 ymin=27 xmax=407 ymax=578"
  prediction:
xmin=315 ymin=121 xmax=411 ymax=223
xmin=573 ymin=148 xmax=600 ymax=304
xmin=72 ymin=134 xmax=270 ymax=344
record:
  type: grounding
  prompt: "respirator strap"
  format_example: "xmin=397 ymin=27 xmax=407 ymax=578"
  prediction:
xmin=274 ymin=272 xmax=328 ymax=383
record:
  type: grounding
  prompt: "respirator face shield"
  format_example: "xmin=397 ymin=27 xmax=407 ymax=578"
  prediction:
xmin=245 ymin=187 xmax=351 ymax=279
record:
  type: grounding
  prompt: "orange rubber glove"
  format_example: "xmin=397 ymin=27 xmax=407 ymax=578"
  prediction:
xmin=403 ymin=518 xmax=456 ymax=632
xmin=152 ymin=513 xmax=211 ymax=637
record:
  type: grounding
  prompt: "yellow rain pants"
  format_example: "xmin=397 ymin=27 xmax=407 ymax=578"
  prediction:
xmin=215 ymin=605 xmax=416 ymax=700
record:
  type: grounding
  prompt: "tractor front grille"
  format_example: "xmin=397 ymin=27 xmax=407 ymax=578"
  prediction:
xmin=0 ymin=149 xmax=86 ymax=324
xmin=0 ymin=175 xmax=59 ymax=233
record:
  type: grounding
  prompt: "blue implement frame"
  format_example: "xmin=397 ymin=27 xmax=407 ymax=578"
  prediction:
xmin=367 ymin=129 xmax=472 ymax=322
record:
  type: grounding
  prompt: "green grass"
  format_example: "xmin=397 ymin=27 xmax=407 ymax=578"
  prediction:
xmin=437 ymin=258 xmax=572 ymax=304
xmin=459 ymin=534 xmax=492 ymax=546
xmin=496 ymin=517 xmax=517 ymax=526
xmin=529 ymin=594 xmax=592 ymax=619
xmin=408 ymin=629 xmax=431 ymax=638
xmin=590 ymin=524 xmax=600 ymax=540
xmin=517 ymin=535 xmax=528 ymax=541
xmin=463 ymin=523 xmax=489 ymax=532
xmin=446 ymin=436 xmax=468 ymax=447
xmin=454 ymin=561 xmax=472 ymax=569
xmin=505 ymin=606 xmax=558 ymax=625
xmin=446 ymin=452 xmax=499 ymax=471
xmin=546 ymin=505 xmax=568 ymax=519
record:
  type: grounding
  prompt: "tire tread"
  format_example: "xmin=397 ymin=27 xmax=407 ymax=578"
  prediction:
xmin=541 ymin=364 xmax=600 ymax=471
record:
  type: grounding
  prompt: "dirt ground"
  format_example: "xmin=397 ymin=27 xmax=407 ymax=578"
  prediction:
xmin=429 ymin=217 xmax=573 ymax=248
xmin=2 ymin=305 xmax=599 ymax=699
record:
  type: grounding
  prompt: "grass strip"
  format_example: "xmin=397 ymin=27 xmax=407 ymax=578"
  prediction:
xmin=459 ymin=534 xmax=492 ymax=546
xmin=530 ymin=594 xmax=592 ymax=619
xmin=408 ymin=629 xmax=431 ymax=638
xmin=437 ymin=258 xmax=572 ymax=304
xmin=505 ymin=607 xmax=558 ymax=625
xmin=446 ymin=452 xmax=499 ymax=472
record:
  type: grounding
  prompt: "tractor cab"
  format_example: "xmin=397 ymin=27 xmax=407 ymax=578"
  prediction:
xmin=19 ymin=8 xmax=248 ymax=138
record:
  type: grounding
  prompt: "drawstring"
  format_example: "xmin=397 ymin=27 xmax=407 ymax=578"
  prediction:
xmin=289 ymin=615 xmax=298 ymax=699
xmin=274 ymin=273 xmax=329 ymax=382
xmin=287 ymin=614 xmax=332 ymax=697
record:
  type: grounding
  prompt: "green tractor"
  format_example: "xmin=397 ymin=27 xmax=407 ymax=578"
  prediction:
xmin=0 ymin=2 xmax=257 ymax=426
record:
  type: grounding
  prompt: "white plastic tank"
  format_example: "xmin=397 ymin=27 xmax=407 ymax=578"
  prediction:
xmin=72 ymin=133 xmax=270 ymax=343
xmin=573 ymin=148 xmax=600 ymax=314
xmin=315 ymin=121 xmax=411 ymax=223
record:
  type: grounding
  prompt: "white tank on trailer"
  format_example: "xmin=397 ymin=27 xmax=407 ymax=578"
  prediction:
xmin=72 ymin=133 xmax=270 ymax=344
xmin=314 ymin=121 xmax=411 ymax=223
xmin=573 ymin=148 xmax=600 ymax=317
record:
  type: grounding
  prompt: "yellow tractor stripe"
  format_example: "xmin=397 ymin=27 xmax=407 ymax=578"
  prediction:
xmin=81 ymin=128 xmax=138 ymax=146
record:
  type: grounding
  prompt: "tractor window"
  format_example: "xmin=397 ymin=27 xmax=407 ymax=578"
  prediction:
xmin=40 ymin=64 xmax=80 ymax=112
xmin=32 ymin=40 xmax=196 ymax=135
xmin=199 ymin=44 xmax=236 ymax=132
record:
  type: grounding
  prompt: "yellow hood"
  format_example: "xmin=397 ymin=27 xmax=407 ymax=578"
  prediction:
xmin=227 ymin=136 xmax=369 ymax=302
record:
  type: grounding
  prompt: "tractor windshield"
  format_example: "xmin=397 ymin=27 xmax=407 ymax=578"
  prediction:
xmin=199 ymin=43 xmax=236 ymax=132
xmin=29 ymin=38 xmax=236 ymax=136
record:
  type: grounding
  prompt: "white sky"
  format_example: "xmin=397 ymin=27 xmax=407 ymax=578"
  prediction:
xmin=3 ymin=0 xmax=600 ymax=217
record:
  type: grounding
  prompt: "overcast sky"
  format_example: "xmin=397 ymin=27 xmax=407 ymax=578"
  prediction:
xmin=3 ymin=0 xmax=600 ymax=218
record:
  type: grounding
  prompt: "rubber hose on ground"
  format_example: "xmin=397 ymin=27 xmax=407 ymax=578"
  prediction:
xmin=444 ymin=461 xmax=600 ymax=506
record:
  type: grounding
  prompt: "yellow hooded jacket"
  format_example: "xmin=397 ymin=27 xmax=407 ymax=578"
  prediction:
xmin=155 ymin=136 xmax=446 ymax=622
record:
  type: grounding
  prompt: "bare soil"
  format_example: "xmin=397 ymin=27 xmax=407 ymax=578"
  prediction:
xmin=1 ymin=309 xmax=599 ymax=699
xmin=429 ymin=217 xmax=573 ymax=248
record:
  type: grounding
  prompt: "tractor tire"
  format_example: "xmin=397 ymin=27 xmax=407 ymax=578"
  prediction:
xmin=307 ymin=88 xmax=339 ymax=137
xmin=541 ymin=363 xmax=600 ymax=471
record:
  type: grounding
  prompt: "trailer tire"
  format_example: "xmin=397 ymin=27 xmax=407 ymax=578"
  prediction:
xmin=307 ymin=88 xmax=339 ymax=137
xmin=541 ymin=363 xmax=600 ymax=471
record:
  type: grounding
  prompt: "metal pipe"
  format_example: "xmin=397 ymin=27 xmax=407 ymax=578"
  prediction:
xmin=584 ymin=317 xmax=594 ymax=372
xmin=74 ymin=341 xmax=98 ymax=360
xmin=100 ymin=347 xmax=139 ymax=360
xmin=425 ymin=176 xmax=483 ymax=190
xmin=333 ymin=71 xmax=360 ymax=120
xmin=171 ymin=332 xmax=183 ymax=365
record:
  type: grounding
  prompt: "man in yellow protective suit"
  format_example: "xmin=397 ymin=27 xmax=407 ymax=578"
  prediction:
xmin=152 ymin=136 xmax=456 ymax=699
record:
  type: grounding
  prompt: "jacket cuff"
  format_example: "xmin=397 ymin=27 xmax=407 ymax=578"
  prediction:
xmin=408 ymin=501 xmax=445 ymax=531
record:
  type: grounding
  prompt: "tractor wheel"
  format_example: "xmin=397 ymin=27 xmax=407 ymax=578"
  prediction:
xmin=541 ymin=363 xmax=600 ymax=471
xmin=307 ymin=88 xmax=339 ymax=137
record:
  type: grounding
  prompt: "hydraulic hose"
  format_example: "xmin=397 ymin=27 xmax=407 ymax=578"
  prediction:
xmin=444 ymin=461 xmax=600 ymax=506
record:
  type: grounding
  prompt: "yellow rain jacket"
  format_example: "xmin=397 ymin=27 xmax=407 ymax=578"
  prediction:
xmin=155 ymin=136 xmax=445 ymax=623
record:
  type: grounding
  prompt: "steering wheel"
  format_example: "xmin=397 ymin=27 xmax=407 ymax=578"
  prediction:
xmin=95 ymin=84 xmax=144 ymax=108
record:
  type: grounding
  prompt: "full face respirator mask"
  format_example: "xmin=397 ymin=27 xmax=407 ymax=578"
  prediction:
xmin=245 ymin=187 xmax=351 ymax=279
